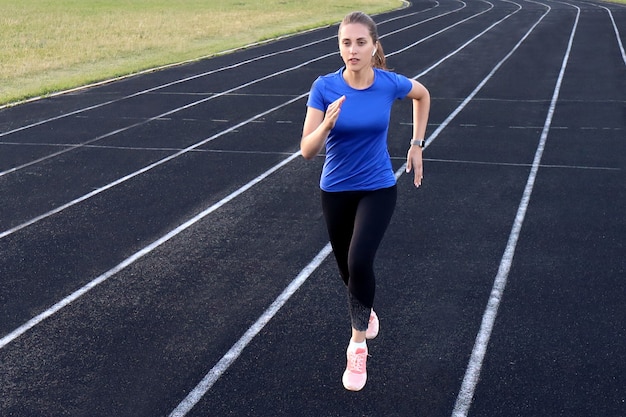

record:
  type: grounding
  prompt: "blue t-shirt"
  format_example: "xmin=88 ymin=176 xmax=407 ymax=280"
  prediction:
xmin=307 ymin=67 xmax=413 ymax=192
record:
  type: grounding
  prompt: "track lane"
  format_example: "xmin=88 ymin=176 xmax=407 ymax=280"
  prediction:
xmin=468 ymin=1 xmax=625 ymax=415
xmin=0 ymin=0 xmax=524 ymax=340
xmin=0 ymin=1 xmax=622 ymax=416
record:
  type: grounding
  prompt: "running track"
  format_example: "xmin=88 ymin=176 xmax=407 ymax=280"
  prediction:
xmin=1 ymin=0 xmax=624 ymax=416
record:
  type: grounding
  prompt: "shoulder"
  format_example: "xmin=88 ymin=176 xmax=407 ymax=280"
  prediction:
xmin=310 ymin=69 xmax=343 ymax=97
xmin=313 ymin=68 xmax=343 ymax=86
xmin=308 ymin=68 xmax=344 ymax=110
xmin=374 ymin=68 xmax=413 ymax=97
xmin=374 ymin=68 xmax=410 ymax=84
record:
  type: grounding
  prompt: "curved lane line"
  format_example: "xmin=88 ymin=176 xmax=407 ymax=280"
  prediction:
xmin=0 ymin=1 xmax=479 ymax=238
xmin=451 ymin=2 xmax=580 ymax=415
xmin=169 ymin=2 xmax=556 ymax=415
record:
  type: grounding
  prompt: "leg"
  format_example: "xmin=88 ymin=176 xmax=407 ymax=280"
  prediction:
xmin=347 ymin=185 xmax=397 ymax=337
xmin=338 ymin=186 xmax=397 ymax=391
xmin=320 ymin=190 xmax=359 ymax=287
xmin=321 ymin=187 xmax=397 ymax=335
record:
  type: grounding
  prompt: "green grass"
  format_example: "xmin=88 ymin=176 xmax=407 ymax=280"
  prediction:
xmin=0 ymin=0 xmax=402 ymax=106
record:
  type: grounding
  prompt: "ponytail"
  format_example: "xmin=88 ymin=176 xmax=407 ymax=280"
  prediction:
xmin=372 ymin=41 xmax=387 ymax=70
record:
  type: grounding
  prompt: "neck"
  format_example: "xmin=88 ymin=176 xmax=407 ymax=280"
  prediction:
xmin=343 ymin=66 xmax=375 ymax=89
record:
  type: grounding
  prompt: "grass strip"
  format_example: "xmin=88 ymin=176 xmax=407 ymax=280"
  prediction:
xmin=0 ymin=0 xmax=402 ymax=106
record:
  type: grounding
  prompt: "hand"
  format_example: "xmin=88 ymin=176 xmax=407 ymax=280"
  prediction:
xmin=406 ymin=146 xmax=423 ymax=188
xmin=323 ymin=95 xmax=346 ymax=130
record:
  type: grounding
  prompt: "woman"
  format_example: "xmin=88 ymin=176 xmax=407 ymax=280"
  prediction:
xmin=301 ymin=11 xmax=430 ymax=391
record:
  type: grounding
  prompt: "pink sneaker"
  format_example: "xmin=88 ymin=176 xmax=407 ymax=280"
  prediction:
xmin=342 ymin=345 xmax=368 ymax=391
xmin=366 ymin=311 xmax=379 ymax=340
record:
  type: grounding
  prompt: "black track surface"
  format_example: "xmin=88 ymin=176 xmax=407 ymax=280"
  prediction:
xmin=1 ymin=1 xmax=624 ymax=416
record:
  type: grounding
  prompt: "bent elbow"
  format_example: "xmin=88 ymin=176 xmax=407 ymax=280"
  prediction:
xmin=300 ymin=139 xmax=317 ymax=160
xmin=301 ymin=149 xmax=316 ymax=160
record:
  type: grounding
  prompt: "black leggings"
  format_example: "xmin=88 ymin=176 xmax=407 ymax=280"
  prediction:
xmin=321 ymin=185 xmax=397 ymax=331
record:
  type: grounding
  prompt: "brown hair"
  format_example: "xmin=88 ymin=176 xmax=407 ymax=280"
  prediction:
xmin=339 ymin=11 xmax=387 ymax=70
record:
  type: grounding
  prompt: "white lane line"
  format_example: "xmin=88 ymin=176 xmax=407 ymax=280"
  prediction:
xmin=395 ymin=156 xmax=621 ymax=171
xmin=169 ymin=145 xmax=425 ymax=417
xmin=0 ymin=1 xmax=441 ymax=135
xmin=168 ymin=243 xmax=333 ymax=417
xmin=0 ymin=0 xmax=516 ymax=384
xmin=168 ymin=2 xmax=543 ymax=415
xmin=412 ymin=0 xmax=522 ymax=78
xmin=0 ymin=151 xmax=302 ymax=350
xmin=0 ymin=0 xmax=470 ymax=342
xmin=384 ymin=0 xmax=470 ymax=43
xmin=590 ymin=1 xmax=626 ymax=65
xmin=0 ymin=39 xmax=334 ymax=135
xmin=0 ymin=2 xmax=498 ymax=354
xmin=1 ymin=1 xmax=540 ymax=412
xmin=168 ymin=150 xmax=423 ymax=417
xmin=0 ymin=0 xmax=431 ymax=116
xmin=419 ymin=0 xmax=549 ymax=148
xmin=0 ymin=53 xmax=333 ymax=178
xmin=0 ymin=4 xmax=487 ymax=238
xmin=451 ymin=2 xmax=580 ymax=416
xmin=0 ymin=94 xmax=307 ymax=240
xmin=392 ymin=0 xmax=495 ymax=56
xmin=1 ymin=0 xmax=548 ymax=411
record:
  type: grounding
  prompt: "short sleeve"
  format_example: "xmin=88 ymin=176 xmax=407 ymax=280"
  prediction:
xmin=394 ymin=73 xmax=413 ymax=100
xmin=306 ymin=77 xmax=327 ymax=111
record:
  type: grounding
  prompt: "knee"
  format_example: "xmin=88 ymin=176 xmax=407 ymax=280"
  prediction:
xmin=348 ymin=255 xmax=374 ymax=282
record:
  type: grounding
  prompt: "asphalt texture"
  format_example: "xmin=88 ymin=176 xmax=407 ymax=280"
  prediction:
xmin=1 ymin=0 xmax=624 ymax=416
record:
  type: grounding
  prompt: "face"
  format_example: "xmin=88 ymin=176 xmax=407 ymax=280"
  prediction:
xmin=339 ymin=23 xmax=376 ymax=71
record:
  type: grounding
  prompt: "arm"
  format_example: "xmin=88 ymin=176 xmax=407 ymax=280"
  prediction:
xmin=300 ymin=95 xmax=346 ymax=160
xmin=405 ymin=80 xmax=430 ymax=188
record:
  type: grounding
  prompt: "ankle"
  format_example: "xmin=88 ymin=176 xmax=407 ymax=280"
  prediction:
xmin=348 ymin=339 xmax=367 ymax=350
xmin=351 ymin=328 xmax=367 ymax=344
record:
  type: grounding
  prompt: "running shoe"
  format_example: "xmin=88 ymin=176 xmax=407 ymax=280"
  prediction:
xmin=342 ymin=344 xmax=368 ymax=391
xmin=366 ymin=310 xmax=379 ymax=340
